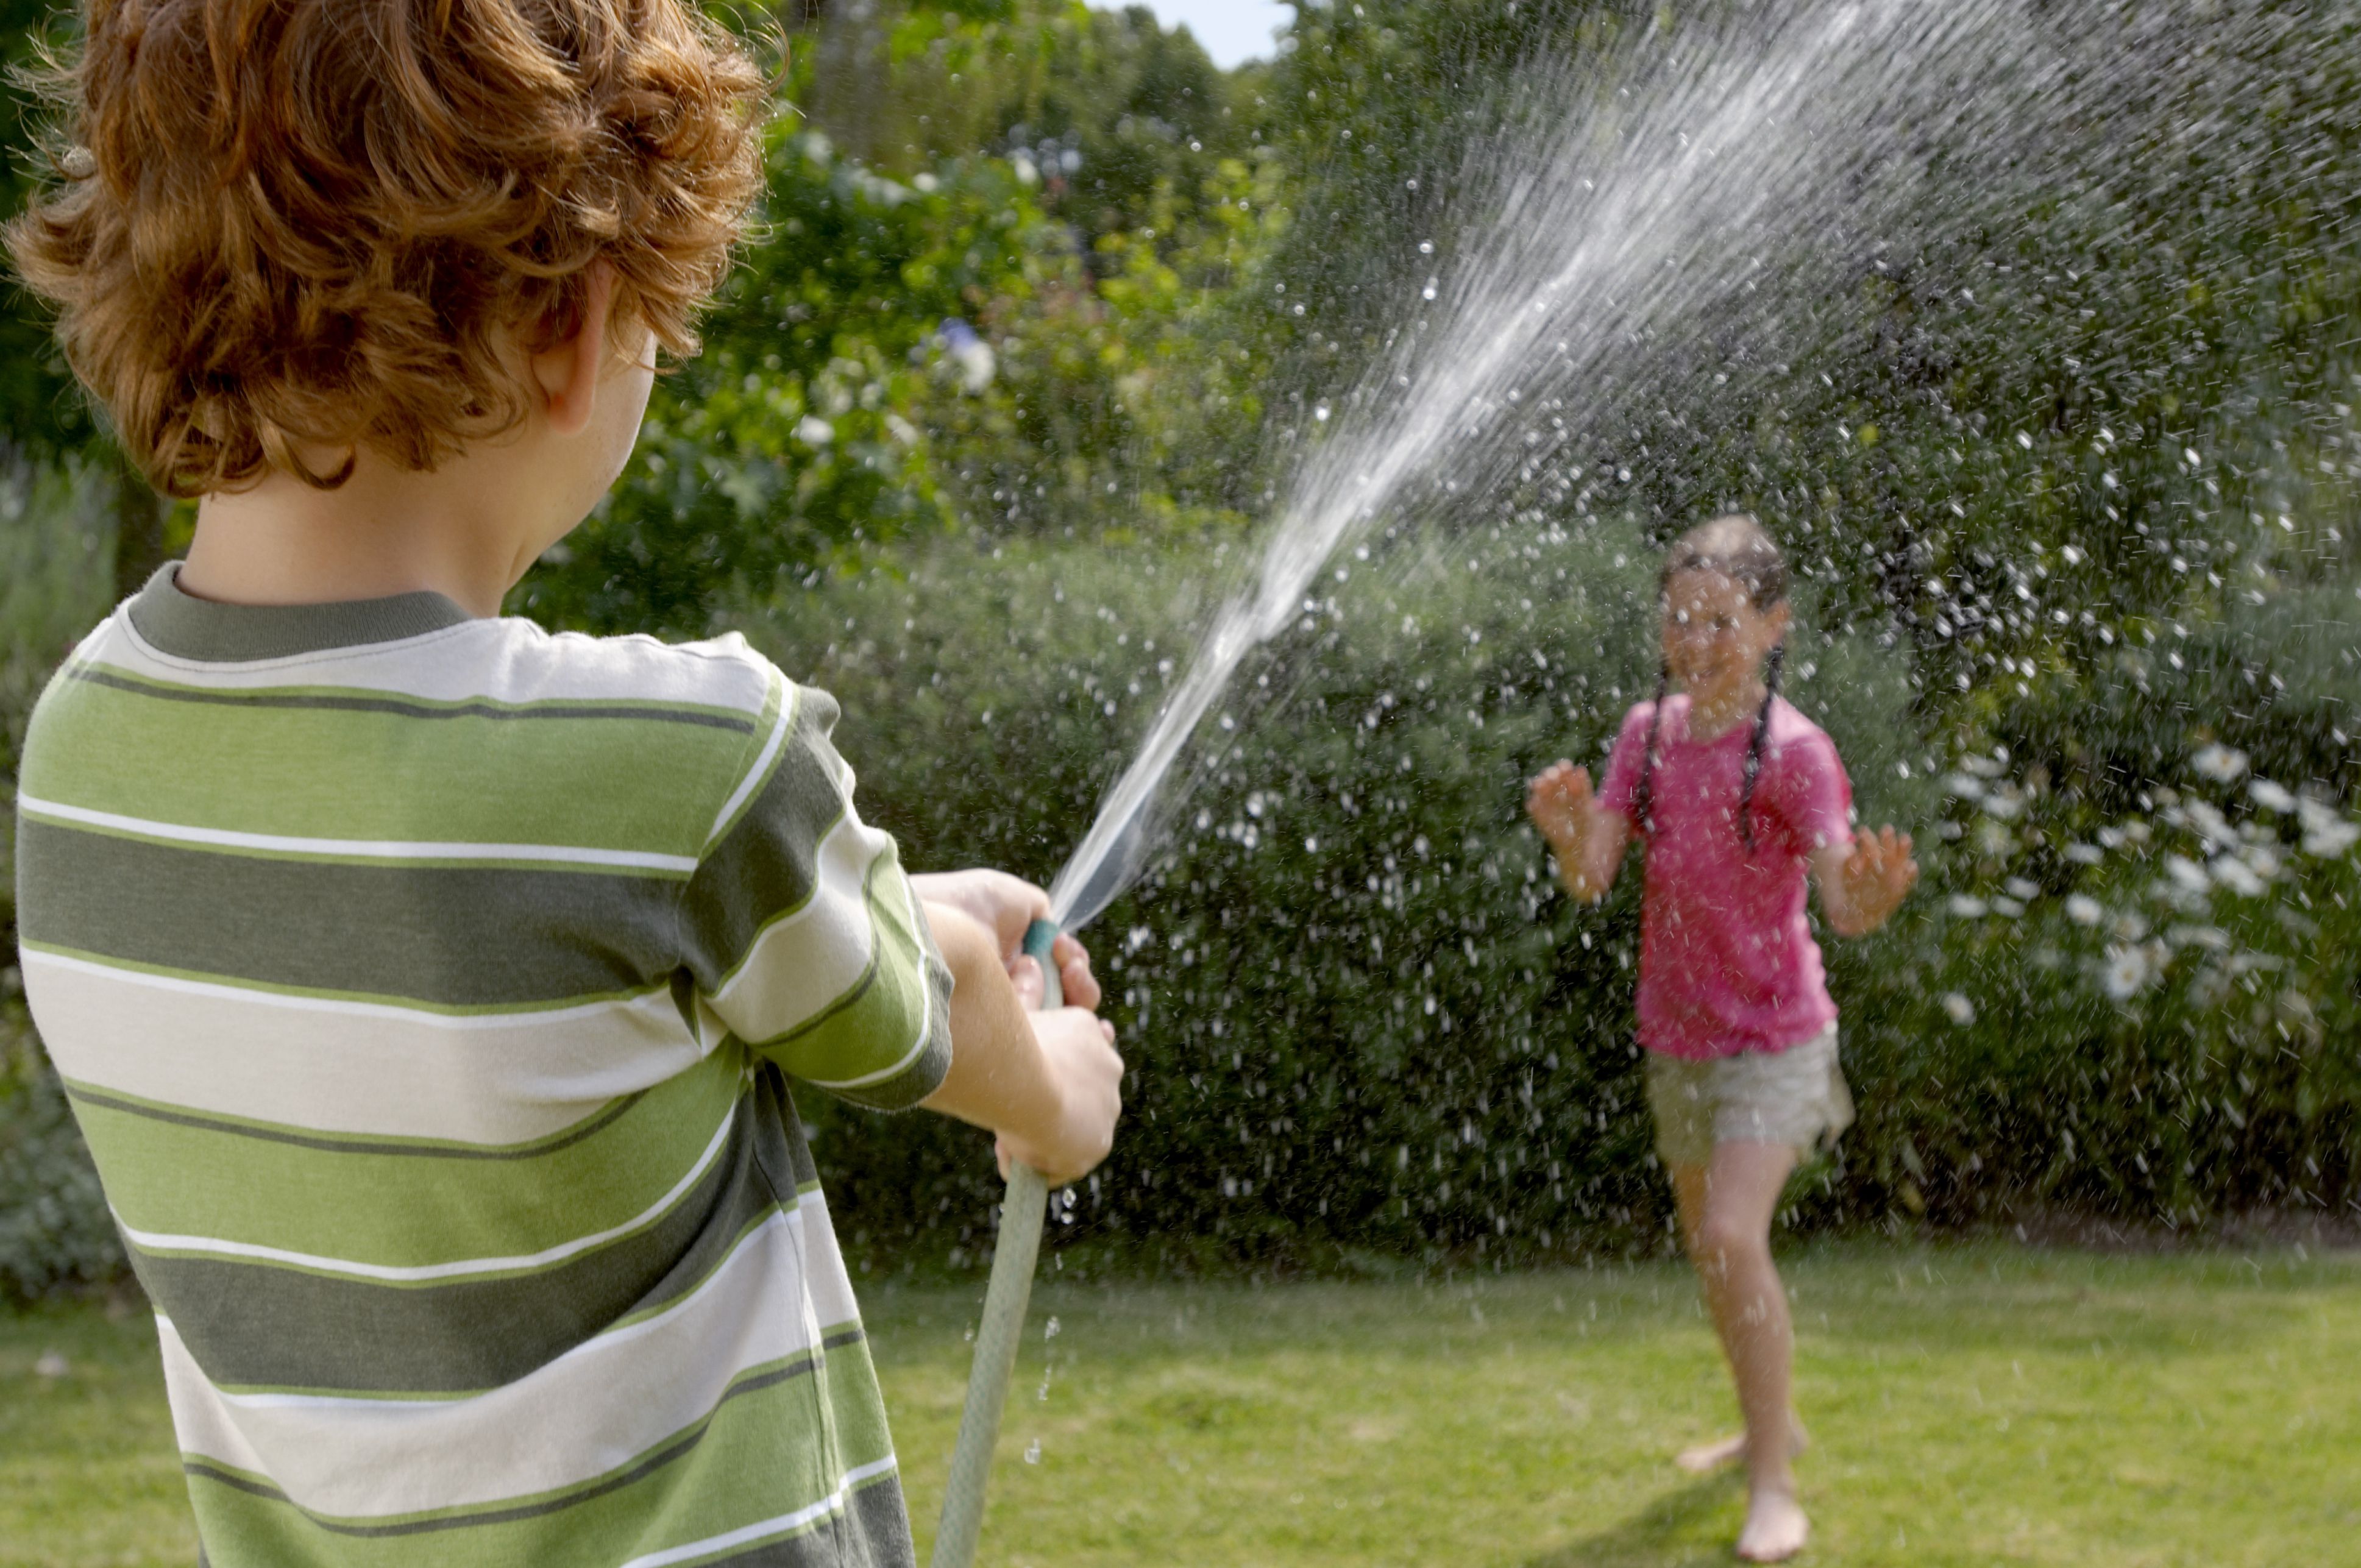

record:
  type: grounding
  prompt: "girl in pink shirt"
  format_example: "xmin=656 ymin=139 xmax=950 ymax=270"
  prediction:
xmin=1525 ymin=514 xmax=1917 ymax=1564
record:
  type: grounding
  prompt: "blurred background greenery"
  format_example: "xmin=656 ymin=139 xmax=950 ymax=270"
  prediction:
xmin=6 ymin=0 xmax=2361 ymax=1296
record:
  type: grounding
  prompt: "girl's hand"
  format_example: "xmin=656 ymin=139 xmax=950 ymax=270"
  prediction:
xmin=1834 ymin=825 xmax=1918 ymax=934
xmin=1528 ymin=761 xmax=1630 ymax=903
xmin=1525 ymin=759 xmax=1599 ymax=849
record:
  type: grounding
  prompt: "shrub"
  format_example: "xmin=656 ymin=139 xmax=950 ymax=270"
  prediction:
xmin=0 ymin=454 xmax=122 ymax=1297
xmin=725 ymin=522 xmax=2361 ymax=1272
xmin=0 ymin=1006 xmax=121 ymax=1300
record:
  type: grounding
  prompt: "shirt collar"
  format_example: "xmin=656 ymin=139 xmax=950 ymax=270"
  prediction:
xmin=126 ymin=563 xmax=475 ymax=662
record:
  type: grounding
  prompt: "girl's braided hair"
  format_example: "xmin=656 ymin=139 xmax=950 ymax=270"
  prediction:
xmin=1629 ymin=514 xmax=1792 ymax=849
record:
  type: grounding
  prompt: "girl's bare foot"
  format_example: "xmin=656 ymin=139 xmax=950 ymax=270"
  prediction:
xmin=1734 ymin=1485 xmax=1809 ymax=1562
xmin=1675 ymin=1416 xmax=1809 ymax=1474
xmin=1677 ymin=1431 xmax=1749 ymax=1474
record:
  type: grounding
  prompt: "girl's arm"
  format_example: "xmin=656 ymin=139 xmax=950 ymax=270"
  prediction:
xmin=1527 ymin=761 xmax=1631 ymax=903
xmin=1811 ymin=825 xmax=1919 ymax=937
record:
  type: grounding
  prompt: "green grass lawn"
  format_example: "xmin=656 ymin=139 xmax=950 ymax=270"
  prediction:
xmin=5 ymin=1243 xmax=2357 ymax=1566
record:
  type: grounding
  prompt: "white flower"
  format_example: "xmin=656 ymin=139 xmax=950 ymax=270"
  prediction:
xmin=2296 ymin=797 xmax=2361 ymax=857
xmin=951 ymin=339 xmax=996 ymax=395
xmin=2064 ymin=842 xmax=2104 ymax=865
xmin=2192 ymin=744 xmax=2248 ymax=784
xmin=2066 ymin=895 xmax=2104 ymax=926
xmin=1942 ymin=992 xmax=1976 ymax=1026
xmin=2004 ymin=877 xmax=2040 ymax=901
xmin=2101 ymin=944 xmax=2154 ymax=1001
xmin=2249 ymin=778 xmax=2297 ymax=814
xmin=2210 ymin=856 xmax=2267 ymax=897
xmin=2306 ymin=821 xmax=2361 ymax=856
xmin=2164 ymin=855 xmax=2212 ymax=894
xmin=794 ymin=415 xmax=834 ymax=446
xmin=2184 ymin=801 xmax=2237 ymax=849
xmin=1948 ymin=895 xmax=1990 ymax=918
xmin=1991 ymin=896 xmax=2026 ymax=918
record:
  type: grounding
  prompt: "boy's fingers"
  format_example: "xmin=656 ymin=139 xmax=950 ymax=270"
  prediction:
xmin=1009 ymin=953 xmax=1045 ymax=1010
xmin=1062 ymin=945 xmax=1105 ymax=1006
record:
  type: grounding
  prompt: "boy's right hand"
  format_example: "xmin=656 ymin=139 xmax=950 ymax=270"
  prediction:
xmin=1526 ymin=759 xmax=1598 ymax=848
xmin=1001 ymin=954 xmax=1123 ymax=1185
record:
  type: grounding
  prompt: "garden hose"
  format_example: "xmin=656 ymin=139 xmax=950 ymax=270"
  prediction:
xmin=929 ymin=918 xmax=1060 ymax=1568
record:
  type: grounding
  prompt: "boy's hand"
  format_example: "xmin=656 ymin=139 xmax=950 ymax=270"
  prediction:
xmin=916 ymin=901 xmax=1122 ymax=1188
xmin=1525 ymin=760 xmax=1599 ymax=849
xmin=995 ymin=997 xmax=1123 ymax=1185
xmin=909 ymin=869 xmax=1101 ymax=1009
xmin=1830 ymin=825 xmax=1919 ymax=935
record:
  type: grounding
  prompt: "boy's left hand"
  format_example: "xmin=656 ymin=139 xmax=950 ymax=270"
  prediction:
xmin=910 ymin=869 xmax=1101 ymax=1009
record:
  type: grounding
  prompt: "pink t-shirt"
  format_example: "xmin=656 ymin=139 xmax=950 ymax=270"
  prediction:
xmin=1596 ymin=693 xmax=1853 ymax=1060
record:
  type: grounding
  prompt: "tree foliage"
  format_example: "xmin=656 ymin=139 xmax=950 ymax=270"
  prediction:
xmin=0 ymin=0 xmax=94 ymax=456
xmin=519 ymin=8 xmax=1294 ymax=634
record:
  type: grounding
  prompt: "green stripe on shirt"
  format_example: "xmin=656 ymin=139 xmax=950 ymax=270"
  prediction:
xmin=74 ymin=1049 xmax=740 ymax=1267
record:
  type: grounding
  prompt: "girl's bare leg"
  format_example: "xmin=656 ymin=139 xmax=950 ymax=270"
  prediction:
xmin=1673 ymin=1143 xmax=1809 ymax=1563
xmin=1669 ymin=1162 xmax=1808 ymax=1474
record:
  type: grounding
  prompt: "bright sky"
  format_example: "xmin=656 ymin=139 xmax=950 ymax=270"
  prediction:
xmin=1124 ymin=0 xmax=1294 ymax=69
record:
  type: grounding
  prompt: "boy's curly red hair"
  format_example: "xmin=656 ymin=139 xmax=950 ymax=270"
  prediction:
xmin=5 ymin=0 xmax=766 ymax=496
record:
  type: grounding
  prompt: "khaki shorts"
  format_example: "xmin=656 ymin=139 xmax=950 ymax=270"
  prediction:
xmin=1645 ymin=1024 xmax=1854 ymax=1170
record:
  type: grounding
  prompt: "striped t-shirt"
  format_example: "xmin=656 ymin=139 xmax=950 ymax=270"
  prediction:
xmin=13 ymin=566 xmax=954 ymax=1567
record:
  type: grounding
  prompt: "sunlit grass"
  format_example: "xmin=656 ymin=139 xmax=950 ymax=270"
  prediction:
xmin=9 ymin=1243 xmax=2360 ymax=1566
xmin=0 ymin=1296 xmax=191 ymax=1568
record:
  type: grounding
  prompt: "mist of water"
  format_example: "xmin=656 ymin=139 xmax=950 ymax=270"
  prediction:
xmin=1048 ymin=0 xmax=2120 ymax=931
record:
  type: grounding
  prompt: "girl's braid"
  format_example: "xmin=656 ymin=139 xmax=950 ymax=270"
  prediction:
xmin=1630 ymin=659 xmax=1673 ymax=835
xmin=1738 ymin=641 xmax=1786 ymax=850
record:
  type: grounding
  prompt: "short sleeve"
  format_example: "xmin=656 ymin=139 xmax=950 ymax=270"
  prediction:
xmin=1594 ymin=702 xmax=1658 ymax=823
xmin=676 ymin=672 xmax=953 ymax=1111
xmin=1758 ymin=720 xmax=1853 ymax=856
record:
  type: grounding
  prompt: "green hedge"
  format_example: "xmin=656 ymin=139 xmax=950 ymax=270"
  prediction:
xmin=737 ymin=526 xmax=2361 ymax=1271
xmin=0 ymin=455 xmax=123 ymax=1298
xmin=3 ymin=491 xmax=2357 ymax=1290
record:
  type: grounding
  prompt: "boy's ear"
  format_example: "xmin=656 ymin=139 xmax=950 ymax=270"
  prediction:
xmin=531 ymin=264 xmax=617 ymax=438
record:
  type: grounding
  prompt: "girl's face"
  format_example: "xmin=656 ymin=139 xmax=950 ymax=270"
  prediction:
xmin=1661 ymin=567 xmax=1790 ymax=703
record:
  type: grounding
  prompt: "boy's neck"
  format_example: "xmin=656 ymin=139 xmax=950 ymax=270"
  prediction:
xmin=179 ymin=449 xmax=555 ymax=619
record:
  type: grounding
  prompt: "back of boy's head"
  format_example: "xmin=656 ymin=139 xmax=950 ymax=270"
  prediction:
xmin=5 ymin=0 xmax=765 ymax=497
xmin=1663 ymin=512 xmax=1789 ymax=609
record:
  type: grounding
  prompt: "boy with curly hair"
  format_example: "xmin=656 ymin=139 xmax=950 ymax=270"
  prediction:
xmin=5 ymin=4 xmax=1124 ymax=1564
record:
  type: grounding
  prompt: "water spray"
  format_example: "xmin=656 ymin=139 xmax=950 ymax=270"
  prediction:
xmin=926 ymin=3 xmax=2126 ymax=1555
